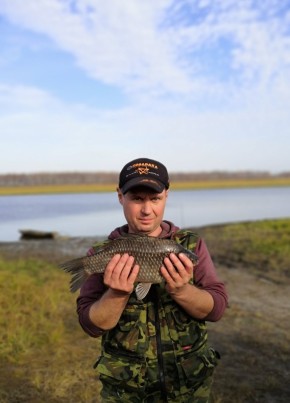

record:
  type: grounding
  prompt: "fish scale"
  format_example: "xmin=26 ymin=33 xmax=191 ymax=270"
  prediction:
xmin=59 ymin=235 xmax=198 ymax=295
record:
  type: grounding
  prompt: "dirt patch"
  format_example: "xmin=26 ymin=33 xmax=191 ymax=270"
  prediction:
xmin=208 ymin=266 xmax=290 ymax=402
xmin=0 ymin=237 xmax=99 ymax=263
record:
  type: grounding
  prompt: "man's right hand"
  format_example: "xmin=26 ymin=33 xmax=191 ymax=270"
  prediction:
xmin=88 ymin=254 xmax=139 ymax=330
xmin=103 ymin=253 xmax=140 ymax=295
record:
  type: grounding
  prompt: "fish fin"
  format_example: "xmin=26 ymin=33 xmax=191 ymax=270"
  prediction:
xmin=59 ymin=257 xmax=88 ymax=293
xmin=135 ymin=283 xmax=152 ymax=300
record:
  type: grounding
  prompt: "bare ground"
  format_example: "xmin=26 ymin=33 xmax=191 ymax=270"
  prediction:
xmin=208 ymin=266 xmax=290 ymax=403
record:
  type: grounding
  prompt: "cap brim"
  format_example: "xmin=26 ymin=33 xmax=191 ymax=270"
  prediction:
xmin=121 ymin=177 xmax=165 ymax=194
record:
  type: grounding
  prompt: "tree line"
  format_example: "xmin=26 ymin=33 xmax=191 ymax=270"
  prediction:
xmin=0 ymin=171 xmax=289 ymax=187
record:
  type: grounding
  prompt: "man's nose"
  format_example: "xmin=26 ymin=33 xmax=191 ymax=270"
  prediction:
xmin=141 ymin=201 xmax=152 ymax=214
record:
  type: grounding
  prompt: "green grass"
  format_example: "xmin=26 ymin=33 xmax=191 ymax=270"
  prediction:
xmin=195 ymin=218 xmax=290 ymax=281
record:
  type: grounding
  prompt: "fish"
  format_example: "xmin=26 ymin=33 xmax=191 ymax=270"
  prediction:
xmin=59 ymin=234 xmax=199 ymax=300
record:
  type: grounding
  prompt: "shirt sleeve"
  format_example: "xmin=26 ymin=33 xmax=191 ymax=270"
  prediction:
xmin=76 ymin=273 xmax=107 ymax=337
xmin=194 ymin=238 xmax=228 ymax=322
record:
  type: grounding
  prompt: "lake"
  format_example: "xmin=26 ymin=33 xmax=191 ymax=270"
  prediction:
xmin=0 ymin=187 xmax=289 ymax=241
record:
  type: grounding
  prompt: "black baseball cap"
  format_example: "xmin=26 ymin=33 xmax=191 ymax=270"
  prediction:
xmin=119 ymin=158 xmax=170 ymax=194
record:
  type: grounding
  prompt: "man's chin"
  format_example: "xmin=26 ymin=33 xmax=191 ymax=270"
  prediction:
xmin=135 ymin=223 xmax=161 ymax=237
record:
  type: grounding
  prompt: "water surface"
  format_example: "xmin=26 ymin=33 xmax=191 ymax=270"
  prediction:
xmin=1 ymin=187 xmax=289 ymax=241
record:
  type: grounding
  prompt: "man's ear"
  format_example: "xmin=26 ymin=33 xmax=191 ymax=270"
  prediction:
xmin=117 ymin=187 xmax=123 ymax=205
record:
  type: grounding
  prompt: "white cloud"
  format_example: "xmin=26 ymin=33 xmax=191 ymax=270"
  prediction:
xmin=0 ymin=0 xmax=288 ymax=100
xmin=0 ymin=80 xmax=289 ymax=174
xmin=0 ymin=0 xmax=193 ymax=95
xmin=0 ymin=83 xmax=59 ymax=110
xmin=0 ymin=1 xmax=289 ymax=173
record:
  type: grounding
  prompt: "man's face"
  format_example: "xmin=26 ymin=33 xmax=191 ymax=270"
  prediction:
xmin=117 ymin=186 xmax=168 ymax=237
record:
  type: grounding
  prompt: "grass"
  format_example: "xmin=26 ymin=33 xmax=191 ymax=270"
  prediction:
xmin=0 ymin=218 xmax=290 ymax=401
xmin=170 ymin=177 xmax=290 ymax=190
xmin=0 ymin=259 xmax=68 ymax=361
xmin=0 ymin=258 xmax=101 ymax=403
xmin=194 ymin=218 xmax=290 ymax=281
xmin=1 ymin=177 xmax=290 ymax=195
xmin=0 ymin=183 xmax=116 ymax=196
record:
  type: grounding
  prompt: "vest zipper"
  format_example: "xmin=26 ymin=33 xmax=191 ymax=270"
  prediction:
xmin=153 ymin=286 xmax=168 ymax=402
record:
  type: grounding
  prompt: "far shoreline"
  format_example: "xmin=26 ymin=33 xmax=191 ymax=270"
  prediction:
xmin=1 ymin=177 xmax=290 ymax=196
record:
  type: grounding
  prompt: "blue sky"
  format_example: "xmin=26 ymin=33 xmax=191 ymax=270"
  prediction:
xmin=0 ymin=0 xmax=289 ymax=174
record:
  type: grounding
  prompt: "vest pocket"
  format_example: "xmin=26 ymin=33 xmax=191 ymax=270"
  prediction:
xmin=166 ymin=306 xmax=207 ymax=349
xmin=178 ymin=347 xmax=219 ymax=390
xmin=107 ymin=304 xmax=148 ymax=355
xmin=95 ymin=350 xmax=146 ymax=392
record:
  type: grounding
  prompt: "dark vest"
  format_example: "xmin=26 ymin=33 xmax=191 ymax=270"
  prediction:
xmin=94 ymin=231 xmax=219 ymax=400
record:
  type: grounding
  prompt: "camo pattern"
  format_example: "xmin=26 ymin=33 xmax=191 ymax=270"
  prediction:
xmin=94 ymin=230 xmax=220 ymax=402
xmin=100 ymin=374 xmax=214 ymax=402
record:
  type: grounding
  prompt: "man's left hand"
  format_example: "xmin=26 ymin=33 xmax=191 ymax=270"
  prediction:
xmin=160 ymin=253 xmax=194 ymax=296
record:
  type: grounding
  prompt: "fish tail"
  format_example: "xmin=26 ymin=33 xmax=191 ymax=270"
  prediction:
xmin=59 ymin=257 xmax=88 ymax=293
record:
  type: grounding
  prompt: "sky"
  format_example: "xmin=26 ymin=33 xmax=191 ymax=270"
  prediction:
xmin=0 ymin=0 xmax=290 ymax=174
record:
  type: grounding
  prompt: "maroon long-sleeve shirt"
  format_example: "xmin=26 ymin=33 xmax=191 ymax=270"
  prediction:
xmin=76 ymin=221 xmax=228 ymax=338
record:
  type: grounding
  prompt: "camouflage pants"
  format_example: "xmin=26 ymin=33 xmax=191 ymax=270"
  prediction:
xmin=99 ymin=375 xmax=213 ymax=402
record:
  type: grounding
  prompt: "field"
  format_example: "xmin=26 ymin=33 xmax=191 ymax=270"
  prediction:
xmin=1 ymin=176 xmax=290 ymax=195
xmin=0 ymin=218 xmax=290 ymax=402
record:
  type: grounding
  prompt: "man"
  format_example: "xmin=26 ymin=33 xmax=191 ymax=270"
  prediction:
xmin=77 ymin=157 xmax=228 ymax=402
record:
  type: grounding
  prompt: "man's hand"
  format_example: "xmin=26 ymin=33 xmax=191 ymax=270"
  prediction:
xmin=160 ymin=253 xmax=194 ymax=296
xmin=103 ymin=253 xmax=140 ymax=295
xmin=160 ymin=252 xmax=214 ymax=319
xmin=88 ymin=254 xmax=139 ymax=330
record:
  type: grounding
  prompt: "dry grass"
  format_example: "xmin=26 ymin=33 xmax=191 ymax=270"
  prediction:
xmin=0 ymin=258 xmax=102 ymax=403
xmin=1 ymin=177 xmax=290 ymax=195
xmin=0 ymin=183 xmax=116 ymax=196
